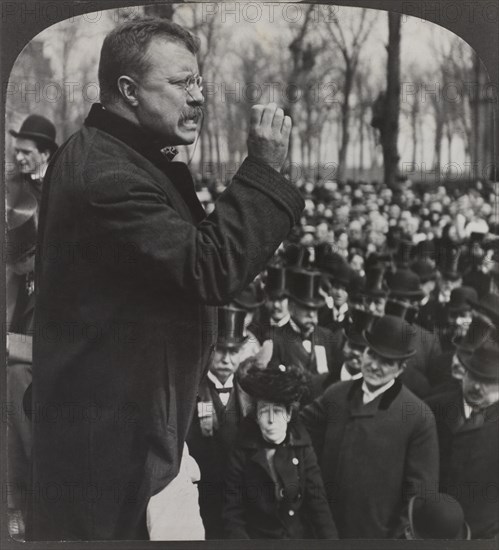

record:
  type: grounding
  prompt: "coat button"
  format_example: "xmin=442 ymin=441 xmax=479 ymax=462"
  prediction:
xmin=292 ymin=458 xmax=299 ymax=465
xmin=288 ymin=510 xmax=295 ymax=516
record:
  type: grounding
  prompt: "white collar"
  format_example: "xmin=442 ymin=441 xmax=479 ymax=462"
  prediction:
xmin=340 ymin=364 xmax=363 ymax=381
xmin=270 ymin=313 xmax=290 ymax=327
xmin=462 ymin=398 xmax=473 ymax=419
xmin=207 ymin=371 xmax=234 ymax=389
xmin=361 ymin=379 xmax=395 ymax=404
xmin=334 ymin=302 xmax=349 ymax=315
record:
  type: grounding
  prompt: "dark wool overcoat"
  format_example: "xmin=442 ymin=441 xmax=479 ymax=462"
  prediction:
xmin=187 ymin=379 xmax=246 ymax=538
xmin=222 ymin=417 xmax=338 ymax=539
xmin=29 ymin=103 xmax=303 ymax=540
xmin=426 ymin=387 xmax=499 ymax=539
xmin=300 ymin=378 xmax=439 ymax=538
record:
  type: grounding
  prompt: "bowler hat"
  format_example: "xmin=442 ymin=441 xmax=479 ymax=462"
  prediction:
xmin=447 ymin=286 xmax=478 ymax=314
xmin=238 ymin=360 xmax=310 ymax=406
xmin=384 ymin=298 xmax=410 ymax=319
xmin=265 ymin=266 xmax=287 ymax=300
xmin=410 ymin=258 xmax=437 ymax=283
xmin=363 ymin=314 xmax=416 ymax=360
xmin=408 ymin=494 xmax=470 ymax=540
xmin=459 ymin=340 xmax=499 ymax=380
xmin=232 ymin=282 xmax=265 ymax=310
xmin=217 ymin=306 xmax=247 ymax=348
xmin=287 ymin=268 xmax=325 ymax=308
xmin=386 ymin=269 xmax=425 ymax=300
xmin=468 ymin=292 xmax=499 ymax=326
xmin=10 ymin=114 xmax=58 ymax=152
xmin=320 ymin=254 xmax=352 ymax=288
xmin=453 ymin=314 xmax=495 ymax=352
xmin=363 ymin=266 xmax=388 ymax=298
xmin=5 ymin=185 xmax=38 ymax=264
xmin=345 ymin=307 xmax=376 ymax=348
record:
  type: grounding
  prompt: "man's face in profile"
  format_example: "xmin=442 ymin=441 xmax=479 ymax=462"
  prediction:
xmin=134 ymin=38 xmax=204 ymax=146
xmin=14 ymin=138 xmax=48 ymax=175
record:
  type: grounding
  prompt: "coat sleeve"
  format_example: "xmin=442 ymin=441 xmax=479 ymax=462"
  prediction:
xmin=222 ymin=447 xmax=250 ymax=539
xmin=83 ymin=155 xmax=304 ymax=305
xmin=302 ymin=446 xmax=338 ymax=539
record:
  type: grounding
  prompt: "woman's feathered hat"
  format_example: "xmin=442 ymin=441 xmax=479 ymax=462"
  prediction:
xmin=237 ymin=358 xmax=310 ymax=406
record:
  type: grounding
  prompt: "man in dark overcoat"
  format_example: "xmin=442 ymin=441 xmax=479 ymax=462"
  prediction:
xmin=187 ymin=307 xmax=251 ymax=538
xmin=426 ymin=340 xmax=499 ymax=539
xmin=29 ymin=18 xmax=303 ymax=541
xmin=300 ymin=315 xmax=439 ymax=538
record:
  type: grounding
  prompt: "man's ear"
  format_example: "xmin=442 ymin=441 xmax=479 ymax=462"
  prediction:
xmin=117 ymin=75 xmax=139 ymax=107
xmin=396 ymin=360 xmax=407 ymax=376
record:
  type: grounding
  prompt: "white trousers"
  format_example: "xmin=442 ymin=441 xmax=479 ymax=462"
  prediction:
xmin=146 ymin=443 xmax=205 ymax=540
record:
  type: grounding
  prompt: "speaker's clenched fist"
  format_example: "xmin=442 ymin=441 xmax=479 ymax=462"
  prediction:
xmin=247 ymin=103 xmax=292 ymax=172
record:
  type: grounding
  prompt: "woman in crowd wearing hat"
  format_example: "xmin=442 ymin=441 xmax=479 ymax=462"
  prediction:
xmin=426 ymin=340 xmax=499 ymax=538
xmin=222 ymin=360 xmax=337 ymax=539
xmin=300 ymin=315 xmax=439 ymax=538
xmin=187 ymin=306 xmax=253 ymax=539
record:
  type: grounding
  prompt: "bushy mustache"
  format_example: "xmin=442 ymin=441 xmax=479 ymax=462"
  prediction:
xmin=180 ymin=106 xmax=204 ymax=123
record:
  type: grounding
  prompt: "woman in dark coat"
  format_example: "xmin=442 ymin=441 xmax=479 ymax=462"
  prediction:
xmin=222 ymin=360 xmax=337 ymax=539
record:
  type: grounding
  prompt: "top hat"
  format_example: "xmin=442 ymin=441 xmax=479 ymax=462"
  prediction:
xmin=232 ymin=282 xmax=265 ymax=310
xmin=468 ymin=292 xmax=499 ymax=326
xmin=459 ymin=340 xmax=499 ymax=381
xmin=10 ymin=114 xmax=58 ymax=152
xmin=238 ymin=360 xmax=310 ymax=406
xmin=394 ymin=240 xmax=415 ymax=269
xmin=410 ymin=258 xmax=437 ymax=283
xmin=286 ymin=268 xmax=325 ymax=309
xmin=363 ymin=314 xmax=416 ymax=360
xmin=439 ymin=247 xmax=462 ymax=281
xmin=448 ymin=286 xmax=478 ymax=314
xmin=453 ymin=314 xmax=495 ymax=353
xmin=265 ymin=265 xmax=287 ymax=300
xmin=5 ymin=184 xmax=38 ymax=264
xmin=217 ymin=306 xmax=247 ymax=348
xmin=408 ymin=494 xmax=470 ymax=540
xmin=282 ymin=243 xmax=311 ymax=269
xmin=345 ymin=307 xmax=376 ymax=348
xmin=386 ymin=269 xmax=425 ymax=300
xmin=363 ymin=266 xmax=388 ymax=298
xmin=320 ymin=254 xmax=352 ymax=288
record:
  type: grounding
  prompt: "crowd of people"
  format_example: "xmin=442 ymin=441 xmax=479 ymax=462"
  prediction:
xmin=5 ymin=16 xmax=499 ymax=543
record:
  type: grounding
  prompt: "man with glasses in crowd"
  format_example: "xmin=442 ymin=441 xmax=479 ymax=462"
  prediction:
xmin=29 ymin=18 xmax=303 ymax=541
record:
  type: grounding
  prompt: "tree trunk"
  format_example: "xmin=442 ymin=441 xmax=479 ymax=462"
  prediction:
xmin=337 ymin=62 xmax=354 ymax=182
xmin=382 ymin=12 xmax=401 ymax=188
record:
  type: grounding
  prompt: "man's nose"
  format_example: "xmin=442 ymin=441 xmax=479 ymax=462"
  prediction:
xmin=15 ymin=151 xmax=24 ymax=161
xmin=187 ymin=87 xmax=204 ymax=106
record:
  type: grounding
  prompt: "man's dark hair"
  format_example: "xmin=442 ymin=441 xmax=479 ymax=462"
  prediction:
xmin=98 ymin=17 xmax=200 ymax=105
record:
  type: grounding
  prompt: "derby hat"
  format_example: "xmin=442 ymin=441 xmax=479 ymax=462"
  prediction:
xmin=5 ymin=185 xmax=38 ymax=264
xmin=410 ymin=258 xmax=437 ymax=283
xmin=345 ymin=306 xmax=376 ymax=348
xmin=363 ymin=314 xmax=416 ymax=360
xmin=384 ymin=298 xmax=410 ymax=319
xmin=265 ymin=265 xmax=287 ymax=300
xmin=453 ymin=314 xmax=495 ymax=353
xmin=447 ymin=286 xmax=478 ymax=314
xmin=408 ymin=494 xmax=470 ymax=540
xmin=286 ymin=268 xmax=325 ymax=308
xmin=363 ymin=266 xmax=388 ymax=298
xmin=217 ymin=306 xmax=247 ymax=348
xmin=468 ymin=292 xmax=499 ymax=326
xmin=459 ymin=340 xmax=499 ymax=381
xmin=10 ymin=114 xmax=58 ymax=152
xmin=238 ymin=360 xmax=310 ymax=406
xmin=232 ymin=282 xmax=265 ymax=310
xmin=386 ymin=269 xmax=425 ymax=300
xmin=320 ymin=254 xmax=353 ymax=288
